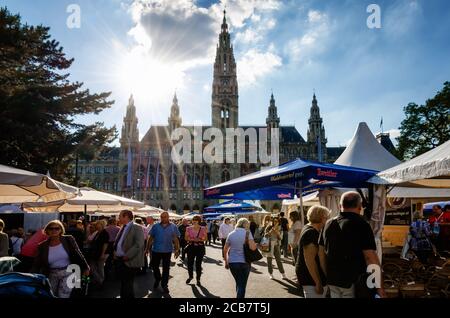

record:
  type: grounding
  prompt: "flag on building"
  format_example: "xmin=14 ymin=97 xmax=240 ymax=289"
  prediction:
xmin=126 ymin=142 xmax=132 ymax=187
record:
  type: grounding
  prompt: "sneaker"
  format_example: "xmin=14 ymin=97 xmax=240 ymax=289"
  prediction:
xmin=269 ymin=274 xmax=274 ymax=280
xmin=196 ymin=278 xmax=202 ymax=286
xmin=186 ymin=277 xmax=193 ymax=284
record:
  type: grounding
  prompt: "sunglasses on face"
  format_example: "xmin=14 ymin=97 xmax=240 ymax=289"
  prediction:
xmin=48 ymin=227 xmax=61 ymax=231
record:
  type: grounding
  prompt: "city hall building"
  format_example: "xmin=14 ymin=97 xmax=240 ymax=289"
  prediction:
xmin=75 ymin=12 xmax=345 ymax=213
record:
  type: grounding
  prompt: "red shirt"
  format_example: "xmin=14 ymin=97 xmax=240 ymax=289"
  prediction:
xmin=20 ymin=230 xmax=48 ymax=257
xmin=429 ymin=212 xmax=450 ymax=225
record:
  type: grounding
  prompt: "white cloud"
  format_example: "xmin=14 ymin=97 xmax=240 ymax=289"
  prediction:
xmin=237 ymin=48 xmax=282 ymax=87
xmin=285 ymin=9 xmax=330 ymax=64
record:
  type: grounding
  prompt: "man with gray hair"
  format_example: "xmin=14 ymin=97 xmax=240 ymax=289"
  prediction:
xmin=318 ymin=191 xmax=386 ymax=298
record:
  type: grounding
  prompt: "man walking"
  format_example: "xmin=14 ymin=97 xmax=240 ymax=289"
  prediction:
xmin=148 ymin=211 xmax=180 ymax=294
xmin=318 ymin=192 xmax=386 ymax=298
xmin=219 ymin=217 xmax=234 ymax=258
xmin=279 ymin=212 xmax=289 ymax=257
xmin=177 ymin=218 xmax=189 ymax=262
xmin=113 ymin=210 xmax=145 ymax=298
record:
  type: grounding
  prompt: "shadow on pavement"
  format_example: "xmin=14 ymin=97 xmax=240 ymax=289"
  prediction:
xmin=203 ymin=255 xmax=223 ymax=266
xmin=190 ymin=284 xmax=221 ymax=298
xmin=273 ymin=278 xmax=302 ymax=296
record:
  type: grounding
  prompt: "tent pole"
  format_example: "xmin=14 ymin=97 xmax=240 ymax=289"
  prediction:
xmin=299 ymin=181 xmax=304 ymax=228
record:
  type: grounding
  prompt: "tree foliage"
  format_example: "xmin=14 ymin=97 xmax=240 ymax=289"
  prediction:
xmin=397 ymin=82 xmax=450 ymax=160
xmin=0 ymin=7 xmax=117 ymax=182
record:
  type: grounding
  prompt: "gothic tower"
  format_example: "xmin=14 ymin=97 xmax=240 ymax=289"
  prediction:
xmin=119 ymin=94 xmax=139 ymax=192
xmin=211 ymin=10 xmax=239 ymax=129
xmin=266 ymin=92 xmax=280 ymax=129
xmin=307 ymin=93 xmax=327 ymax=162
xmin=168 ymin=92 xmax=182 ymax=131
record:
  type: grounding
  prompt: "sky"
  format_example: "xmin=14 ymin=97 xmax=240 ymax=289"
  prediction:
xmin=2 ymin=0 xmax=450 ymax=147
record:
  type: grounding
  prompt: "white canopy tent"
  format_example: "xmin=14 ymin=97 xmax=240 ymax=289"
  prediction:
xmin=369 ymin=140 xmax=450 ymax=259
xmin=22 ymin=187 xmax=145 ymax=213
xmin=369 ymin=139 xmax=450 ymax=188
xmin=0 ymin=164 xmax=77 ymax=203
xmin=335 ymin=122 xmax=401 ymax=170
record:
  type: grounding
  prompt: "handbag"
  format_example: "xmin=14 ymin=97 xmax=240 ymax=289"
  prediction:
xmin=259 ymin=237 xmax=271 ymax=253
xmin=243 ymin=231 xmax=263 ymax=263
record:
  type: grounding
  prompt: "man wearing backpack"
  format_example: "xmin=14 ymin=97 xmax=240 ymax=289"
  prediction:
xmin=318 ymin=191 xmax=386 ymax=298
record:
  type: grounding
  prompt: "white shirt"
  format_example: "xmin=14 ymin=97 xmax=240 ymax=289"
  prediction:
xmin=48 ymin=243 xmax=70 ymax=269
xmin=219 ymin=223 xmax=234 ymax=240
xmin=115 ymin=221 xmax=133 ymax=257
xmin=288 ymin=221 xmax=303 ymax=244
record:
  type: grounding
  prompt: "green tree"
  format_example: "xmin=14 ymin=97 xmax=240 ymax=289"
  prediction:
xmin=0 ymin=7 xmax=117 ymax=182
xmin=396 ymin=82 xmax=450 ymax=160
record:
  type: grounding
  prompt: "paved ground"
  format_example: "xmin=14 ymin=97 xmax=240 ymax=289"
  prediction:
xmin=91 ymin=241 xmax=302 ymax=298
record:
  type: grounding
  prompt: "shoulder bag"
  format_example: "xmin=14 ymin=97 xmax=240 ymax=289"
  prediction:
xmin=244 ymin=231 xmax=263 ymax=263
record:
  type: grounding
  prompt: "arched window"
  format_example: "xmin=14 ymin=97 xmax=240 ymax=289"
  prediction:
xmin=203 ymin=173 xmax=210 ymax=188
xmin=193 ymin=205 xmax=200 ymax=212
xmin=193 ymin=174 xmax=201 ymax=189
xmin=170 ymin=169 xmax=177 ymax=188
xmin=183 ymin=204 xmax=191 ymax=213
xmin=170 ymin=204 xmax=177 ymax=212
xmin=221 ymin=170 xmax=230 ymax=182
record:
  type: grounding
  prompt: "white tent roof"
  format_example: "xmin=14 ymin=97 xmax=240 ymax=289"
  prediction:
xmin=0 ymin=164 xmax=77 ymax=203
xmin=23 ymin=187 xmax=144 ymax=212
xmin=335 ymin=122 xmax=401 ymax=171
xmin=369 ymin=140 xmax=450 ymax=188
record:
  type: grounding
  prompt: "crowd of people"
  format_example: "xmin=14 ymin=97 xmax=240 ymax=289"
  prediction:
xmin=0 ymin=191 xmax=404 ymax=298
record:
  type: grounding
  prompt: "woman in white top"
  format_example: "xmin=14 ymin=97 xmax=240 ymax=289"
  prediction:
xmin=32 ymin=220 xmax=89 ymax=298
xmin=223 ymin=218 xmax=257 ymax=298
xmin=288 ymin=211 xmax=303 ymax=265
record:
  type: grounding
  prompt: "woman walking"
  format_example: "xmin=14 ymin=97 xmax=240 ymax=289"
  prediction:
xmin=32 ymin=220 xmax=89 ymax=298
xmin=288 ymin=211 xmax=303 ymax=265
xmin=263 ymin=217 xmax=286 ymax=280
xmin=88 ymin=220 xmax=109 ymax=288
xmin=185 ymin=215 xmax=207 ymax=285
xmin=223 ymin=218 xmax=257 ymax=298
xmin=296 ymin=205 xmax=330 ymax=298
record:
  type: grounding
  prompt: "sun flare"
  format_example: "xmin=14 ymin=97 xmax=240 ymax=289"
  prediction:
xmin=114 ymin=45 xmax=185 ymax=105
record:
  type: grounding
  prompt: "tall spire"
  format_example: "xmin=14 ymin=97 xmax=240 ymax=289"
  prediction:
xmin=173 ymin=91 xmax=178 ymax=104
xmin=169 ymin=91 xmax=182 ymax=131
xmin=307 ymin=92 xmax=327 ymax=161
xmin=222 ymin=9 xmax=228 ymax=32
xmin=266 ymin=92 xmax=280 ymax=128
xmin=211 ymin=7 xmax=238 ymax=129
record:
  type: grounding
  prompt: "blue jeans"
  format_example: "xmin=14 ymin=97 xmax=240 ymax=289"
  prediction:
xmin=229 ymin=263 xmax=251 ymax=298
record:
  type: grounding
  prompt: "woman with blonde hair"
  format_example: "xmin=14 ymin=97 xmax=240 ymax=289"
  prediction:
xmin=295 ymin=205 xmax=330 ymax=298
xmin=32 ymin=220 xmax=89 ymax=298
xmin=223 ymin=218 xmax=257 ymax=298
